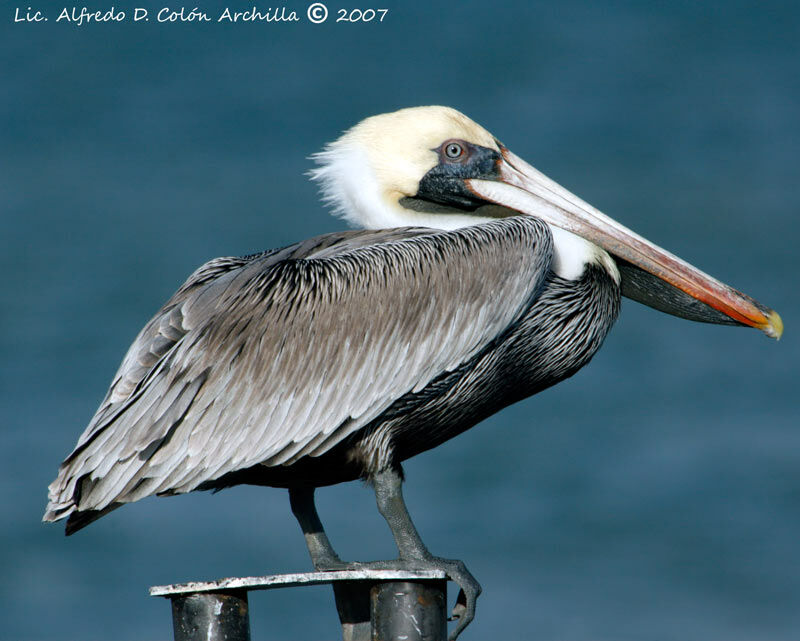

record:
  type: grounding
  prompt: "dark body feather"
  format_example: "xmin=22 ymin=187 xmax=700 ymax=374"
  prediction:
xmin=209 ymin=264 xmax=619 ymax=490
xmin=44 ymin=216 xmax=620 ymax=533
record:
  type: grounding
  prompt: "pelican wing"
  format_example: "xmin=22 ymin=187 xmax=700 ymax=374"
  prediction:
xmin=45 ymin=217 xmax=552 ymax=524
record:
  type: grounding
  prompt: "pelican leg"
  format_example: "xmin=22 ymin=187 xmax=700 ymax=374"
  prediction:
xmin=372 ymin=466 xmax=482 ymax=641
xmin=289 ymin=486 xmax=343 ymax=569
xmin=289 ymin=473 xmax=481 ymax=641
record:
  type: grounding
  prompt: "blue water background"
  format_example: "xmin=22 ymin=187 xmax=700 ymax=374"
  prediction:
xmin=2 ymin=1 xmax=799 ymax=639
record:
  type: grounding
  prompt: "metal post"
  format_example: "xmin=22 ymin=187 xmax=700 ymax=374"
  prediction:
xmin=371 ymin=580 xmax=447 ymax=641
xmin=152 ymin=569 xmax=447 ymax=641
xmin=332 ymin=581 xmax=372 ymax=641
xmin=170 ymin=591 xmax=250 ymax=641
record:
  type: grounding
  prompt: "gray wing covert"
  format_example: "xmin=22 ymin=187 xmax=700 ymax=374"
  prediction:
xmin=44 ymin=217 xmax=553 ymax=523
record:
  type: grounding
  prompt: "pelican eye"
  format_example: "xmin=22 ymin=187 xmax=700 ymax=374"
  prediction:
xmin=443 ymin=141 xmax=465 ymax=161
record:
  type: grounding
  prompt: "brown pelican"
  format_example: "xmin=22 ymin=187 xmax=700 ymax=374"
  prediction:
xmin=44 ymin=106 xmax=781 ymax=639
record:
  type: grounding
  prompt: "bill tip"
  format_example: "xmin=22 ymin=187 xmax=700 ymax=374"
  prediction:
xmin=763 ymin=310 xmax=783 ymax=340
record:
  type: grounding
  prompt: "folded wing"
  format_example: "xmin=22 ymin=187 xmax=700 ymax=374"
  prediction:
xmin=44 ymin=217 xmax=553 ymax=527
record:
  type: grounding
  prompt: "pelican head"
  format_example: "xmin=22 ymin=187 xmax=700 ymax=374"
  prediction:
xmin=311 ymin=106 xmax=782 ymax=338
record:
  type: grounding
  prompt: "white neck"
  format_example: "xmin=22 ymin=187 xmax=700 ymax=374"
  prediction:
xmin=549 ymin=226 xmax=620 ymax=283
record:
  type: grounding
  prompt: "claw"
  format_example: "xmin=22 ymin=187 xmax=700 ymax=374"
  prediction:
xmin=446 ymin=582 xmax=480 ymax=640
xmin=422 ymin=557 xmax=481 ymax=641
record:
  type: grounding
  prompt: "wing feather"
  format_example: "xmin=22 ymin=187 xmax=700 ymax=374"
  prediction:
xmin=44 ymin=217 xmax=552 ymax=522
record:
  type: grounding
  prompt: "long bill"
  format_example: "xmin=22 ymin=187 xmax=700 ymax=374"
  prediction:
xmin=467 ymin=146 xmax=783 ymax=339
